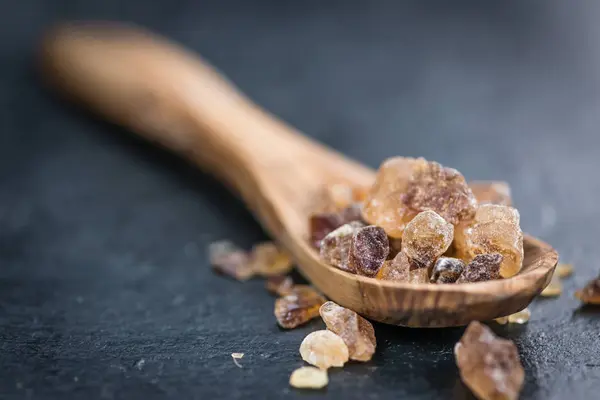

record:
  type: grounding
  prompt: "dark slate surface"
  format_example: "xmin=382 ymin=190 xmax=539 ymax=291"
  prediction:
xmin=1 ymin=1 xmax=599 ymax=399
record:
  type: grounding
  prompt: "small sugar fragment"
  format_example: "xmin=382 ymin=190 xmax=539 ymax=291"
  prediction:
xmin=289 ymin=366 xmax=328 ymax=389
xmin=507 ymin=308 xmax=531 ymax=324
xmin=265 ymin=275 xmax=294 ymax=296
xmin=555 ymin=263 xmax=574 ymax=278
xmin=299 ymin=330 xmax=349 ymax=369
xmin=209 ymin=241 xmax=254 ymax=281
xmin=540 ymin=275 xmax=562 ymax=297
xmin=454 ymin=321 xmax=524 ymax=400
xmin=457 ymin=253 xmax=502 ymax=283
xmin=274 ymin=286 xmax=326 ymax=329
xmin=575 ymin=273 xmax=600 ymax=305
xmin=231 ymin=353 xmax=244 ymax=368
xmin=431 ymin=257 xmax=465 ymax=284
xmin=319 ymin=301 xmax=376 ymax=362
xmin=251 ymin=242 xmax=293 ymax=277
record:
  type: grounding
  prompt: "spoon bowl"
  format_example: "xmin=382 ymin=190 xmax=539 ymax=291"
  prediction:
xmin=41 ymin=23 xmax=558 ymax=327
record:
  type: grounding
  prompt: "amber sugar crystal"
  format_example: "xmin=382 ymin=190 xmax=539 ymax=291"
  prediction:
xmin=208 ymin=240 xmax=254 ymax=281
xmin=265 ymin=275 xmax=294 ymax=296
xmin=362 ymin=157 xmax=476 ymax=239
xmin=575 ymin=273 xmax=600 ymax=305
xmin=402 ymin=210 xmax=453 ymax=267
xmin=469 ymin=181 xmax=512 ymax=206
xmin=540 ymin=275 xmax=562 ymax=297
xmin=376 ymin=252 xmax=410 ymax=282
xmin=299 ymin=330 xmax=349 ymax=369
xmin=456 ymin=205 xmax=524 ymax=278
xmin=274 ymin=285 xmax=326 ymax=329
xmin=251 ymin=242 xmax=293 ymax=277
xmin=454 ymin=321 xmax=524 ymax=400
xmin=319 ymin=301 xmax=376 ymax=362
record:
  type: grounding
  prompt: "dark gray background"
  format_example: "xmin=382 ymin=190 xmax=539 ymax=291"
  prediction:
xmin=1 ymin=1 xmax=599 ymax=399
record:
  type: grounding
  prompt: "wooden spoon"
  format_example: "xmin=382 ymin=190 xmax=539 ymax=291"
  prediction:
xmin=40 ymin=23 xmax=558 ymax=327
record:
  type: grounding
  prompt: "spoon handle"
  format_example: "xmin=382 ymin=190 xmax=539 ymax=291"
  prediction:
xmin=41 ymin=23 xmax=319 ymax=197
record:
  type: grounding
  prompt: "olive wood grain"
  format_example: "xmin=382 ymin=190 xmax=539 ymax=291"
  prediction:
xmin=41 ymin=22 xmax=558 ymax=327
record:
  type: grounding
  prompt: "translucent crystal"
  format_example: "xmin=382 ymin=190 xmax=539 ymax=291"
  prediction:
xmin=319 ymin=301 xmax=376 ymax=362
xmin=265 ymin=275 xmax=294 ymax=296
xmin=409 ymin=263 xmax=430 ymax=284
xmin=431 ymin=257 xmax=465 ymax=284
xmin=320 ymin=222 xmax=364 ymax=273
xmin=494 ymin=316 xmax=509 ymax=325
xmin=274 ymin=286 xmax=326 ymax=329
xmin=402 ymin=159 xmax=477 ymax=225
xmin=299 ymin=330 xmax=349 ymax=369
xmin=540 ymin=275 xmax=562 ymax=297
xmin=457 ymin=253 xmax=502 ymax=283
xmin=251 ymin=242 xmax=293 ymax=277
xmin=376 ymin=252 xmax=410 ymax=282
xmin=349 ymin=225 xmax=389 ymax=276
xmin=315 ymin=183 xmax=368 ymax=213
xmin=208 ymin=241 xmax=254 ymax=281
xmin=289 ymin=366 xmax=328 ymax=389
xmin=456 ymin=205 xmax=524 ymax=278
xmin=402 ymin=210 xmax=454 ymax=267
xmin=454 ymin=321 xmax=524 ymax=400
xmin=575 ymin=274 xmax=600 ymax=305
xmin=507 ymin=308 xmax=531 ymax=324
xmin=469 ymin=181 xmax=512 ymax=206
xmin=555 ymin=263 xmax=574 ymax=278
xmin=309 ymin=204 xmax=363 ymax=248
xmin=363 ymin=157 xmax=476 ymax=239
xmin=362 ymin=157 xmax=418 ymax=238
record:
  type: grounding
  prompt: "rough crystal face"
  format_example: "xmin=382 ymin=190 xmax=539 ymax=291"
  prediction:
xmin=349 ymin=225 xmax=389 ymax=276
xmin=454 ymin=321 xmax=524 ymax=400
xmin=376 ymin=252 xmax=410 ymax=282
xmin=208 ymin=241 xmax=254 ymax=281
xmin=309 ymin=204 xmax=363 ymax=248
xmin=575 ymin=274 xmax=600 ymax=305
xmin=299 ymin=330 xmax=349 ymax=369
xmin=251 ymin=242 xmax=293 ymax=277
xmin=402 ymin=159 xmax=477 ymax=225
xmin=274 ymin=286 xmax=326 ymax=329
xmin=265 ymin=275 xmax=294 ymax=296
xmin=457 ymin=253 xmax=503 ymax=283
xmin=469 ymin=181 xmax=512 ymax=206
xmin=363 ymin=157 xmax=476 ymax=239
xmin=540 ymin=275 xmax=562 ymax=297
xmin=431 ymin=257 xmax=465 ymax=283
xmin=319 ymin=301 xmax=376 ymax=362
xmin=319 ymin=221 xmax=364 ymax=273
xmin=456 ymin=205 xmax=524 ymax=278
xmin=402 ymin=210 xmax=454 ymax=267
xmin=289 ymin=366 xmax=328 ymax=389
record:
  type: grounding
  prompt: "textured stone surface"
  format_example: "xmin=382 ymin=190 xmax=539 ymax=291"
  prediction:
xmin=2 ymin=1 xmax=600 ymax=399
